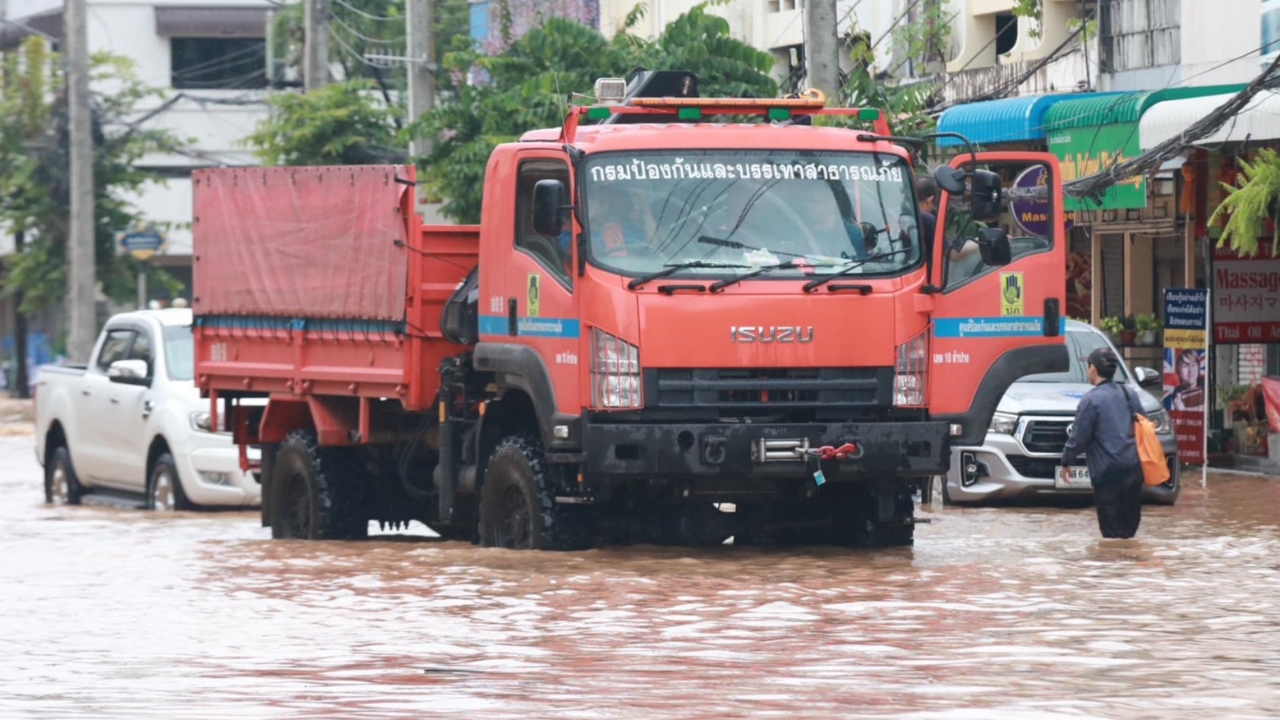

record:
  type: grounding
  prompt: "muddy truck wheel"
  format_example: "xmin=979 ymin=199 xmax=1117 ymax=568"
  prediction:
xmin=479 ymin=434 xmax=590 ymax=551
xmin=45 ymin=446 xmax=84 ymax=506
xmin=270 ymin=430 xmax=369 ymax=540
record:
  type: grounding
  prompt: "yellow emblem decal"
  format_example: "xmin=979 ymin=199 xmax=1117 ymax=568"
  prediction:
xmin=527 ymin=273 xmax=541 ymax=318
xmin=1000 ymin=272 xmax=1024 ymax=317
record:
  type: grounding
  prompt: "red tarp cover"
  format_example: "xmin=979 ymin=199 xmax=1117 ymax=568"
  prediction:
xmin=193 ymin=165 xmax=412 ymax=321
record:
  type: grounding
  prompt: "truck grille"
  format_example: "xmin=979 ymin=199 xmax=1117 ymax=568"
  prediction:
xmin=647 ymin=367 xmax=891 ymax=410
xmin=1007 ymin=456 xmax=1058 ymax=479
xmin=1021 ymin=420 xmax=1071 ymax=454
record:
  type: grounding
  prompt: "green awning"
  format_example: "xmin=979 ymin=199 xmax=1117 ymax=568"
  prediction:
xmin=1044 ymin=84 xmax=1249 ymax=130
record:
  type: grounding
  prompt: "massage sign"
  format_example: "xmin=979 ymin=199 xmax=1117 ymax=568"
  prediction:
xmin=1211 ymin=241 xmax=1280 ymax=344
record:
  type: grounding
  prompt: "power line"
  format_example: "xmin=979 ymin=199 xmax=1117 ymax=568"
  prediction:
xmin=330 ymin=13 xmax=405 ymax=46
xmin=333 ymin=0 xmax=403 ymax=22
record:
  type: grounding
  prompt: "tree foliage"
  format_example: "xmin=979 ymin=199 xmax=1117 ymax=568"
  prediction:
xmin=0 ymin=39 xmax=185 ymax=317
xmin=411 ymin=3 xmax=777 ymax=223
xmin=246 ymin=81 xmax=403 ymax=165
xmin=1209 ymin=147 xmax=1280 ymax=258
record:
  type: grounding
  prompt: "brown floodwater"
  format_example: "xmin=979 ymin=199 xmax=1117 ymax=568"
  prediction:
xmin=2 ymin=436 xmax=1279 ymax=719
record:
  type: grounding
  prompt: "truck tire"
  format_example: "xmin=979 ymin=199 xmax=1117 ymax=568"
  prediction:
xmin=479 ymin=434 xmax=589 ymax=551
xmin=822 ymin=484 xmax=915 ymax=549
xmin=270 ymin=430 xmax=368 ymax=540
xmin=45 ymin=446 xmax=84 ymax=506
xmin=147 ymin=453 xmax=194 ymax=511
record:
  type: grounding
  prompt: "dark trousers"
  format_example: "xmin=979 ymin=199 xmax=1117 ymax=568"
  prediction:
xmin=1093 ymin=466 xmax=1143 ymax=539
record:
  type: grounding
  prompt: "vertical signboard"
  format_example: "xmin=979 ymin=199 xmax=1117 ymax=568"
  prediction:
xmin=1163 ymin=289 xmax=1208 ymax=465
xmin=1211 ymin=241 xmax=1280 ymax=343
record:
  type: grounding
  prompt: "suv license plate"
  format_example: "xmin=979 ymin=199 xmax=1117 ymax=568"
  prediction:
xmin=1055 ymin=466 xmax=1091 ymax=489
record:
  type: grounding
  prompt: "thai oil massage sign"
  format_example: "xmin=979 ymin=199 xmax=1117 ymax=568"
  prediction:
xmin=589 ymin=158 xmax=906 ymax=184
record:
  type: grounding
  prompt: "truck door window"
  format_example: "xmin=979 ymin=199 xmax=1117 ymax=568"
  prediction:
xmin=942 ymin=162 xmax=1055 ymax=291
xmin=128 ymin=330 xmax=155 ymax=378
xmin=96 ymin=330 xmax=135 ymax=373
xmin=515 ymin=159 xmax=572 ymax=286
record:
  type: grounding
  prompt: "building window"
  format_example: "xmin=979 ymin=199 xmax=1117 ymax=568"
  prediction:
xmin=995 ymin=13 xmax=1018 ymax=55
xmin=470 ymin=0 xmax=491 ymax=44
xmin=171 ymin=37 xmax=267 ymax=90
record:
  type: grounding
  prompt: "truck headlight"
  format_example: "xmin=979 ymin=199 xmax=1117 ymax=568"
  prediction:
xmin=591 ymin=329 xmax=641 ymax=409
xmin=988 ymin=411 xmax=1018 ymax=435
xmin=190 ymin=411 xmax=214 ymax=433
xmin=1149 ymin=409 xmax=1171 ymax=434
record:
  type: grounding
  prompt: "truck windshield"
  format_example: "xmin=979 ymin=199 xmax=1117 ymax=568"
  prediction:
xmin=164 ymin=325 xmax=194 ymax=381
xmin=582 ymin=150 xmax=920 ymax=280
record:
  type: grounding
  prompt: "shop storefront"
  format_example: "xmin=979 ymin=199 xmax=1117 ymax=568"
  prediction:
xmin=1140 ymin=90 xmax=1280 ymax=471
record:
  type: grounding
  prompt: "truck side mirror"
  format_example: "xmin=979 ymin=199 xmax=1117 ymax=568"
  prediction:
xmin=976 ymin=227 xmax=1012 ymax=267
xmin=532 ymin=179 xmax=566 ymax=237
xmin=107 ymin=359 xmax=151 ymax=387
xmin=1134 ymin=367 xmax=1161 ymax=388
xmin=933 ymin=165 xmax=966 ymax=195
xmin=970 ymin=169 xmax=1003 ymax=221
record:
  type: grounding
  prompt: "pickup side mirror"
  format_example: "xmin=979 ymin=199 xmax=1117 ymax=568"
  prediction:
xmin=108 ymin=359 xmax=151 ymax=387
xmin=970 ymin=169 xmax=1004 ymax=221
xmin=1134 ymin=367 xmax=1161 ymax=388
xmin=532 ymin=179 xmax=566 ymax=237
xmin=975 ymin=227 xmax=1013 ymax=267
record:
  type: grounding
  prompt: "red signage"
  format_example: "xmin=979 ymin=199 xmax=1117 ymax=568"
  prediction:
xmin=1212 ymin=242 xmax=1280 ymax=344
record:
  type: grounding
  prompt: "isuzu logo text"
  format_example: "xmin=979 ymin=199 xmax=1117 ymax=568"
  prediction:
xmin=730 ymin=326 xmax=815 ymax=343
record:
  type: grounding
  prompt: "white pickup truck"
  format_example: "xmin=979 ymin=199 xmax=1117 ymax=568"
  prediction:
xmin=34 ymin=309 xmax=260 ymax=510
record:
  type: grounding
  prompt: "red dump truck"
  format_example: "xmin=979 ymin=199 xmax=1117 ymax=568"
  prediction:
xmin=194 ymin=72 xmax=1069 ymax=550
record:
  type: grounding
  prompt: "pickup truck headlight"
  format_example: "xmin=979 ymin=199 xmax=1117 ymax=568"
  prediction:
xmin=190 ymin=411 xmax=214 ymax=433
xmin=988 ymin=411 xmax=1018 ymax=435
xmin=1149 ymin=409 xmax=1171 ymax=434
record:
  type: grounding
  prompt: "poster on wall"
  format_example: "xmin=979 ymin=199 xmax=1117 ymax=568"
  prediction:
xmin=1163 ymin=288 xmax=1209 ymax=465
xmin=1212 ymin=241 xmax=1280 ymax=343
xmin=1065 ymin=252 xmax=1092 ymax=320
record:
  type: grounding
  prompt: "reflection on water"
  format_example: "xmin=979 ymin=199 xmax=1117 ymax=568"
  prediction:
xmin=1 ymin=438 xmax=1277 ymax=719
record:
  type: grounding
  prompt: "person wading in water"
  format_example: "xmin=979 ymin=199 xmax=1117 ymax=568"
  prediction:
xmin=1060 ymin=348 xmax=1146 ymax=539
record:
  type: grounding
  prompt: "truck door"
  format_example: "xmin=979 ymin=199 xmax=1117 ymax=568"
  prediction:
xmin=927 ymin=153 xmax=1069 ymax=446
xmin=100 ymin=326 xmax=155 ymax=489
xmin=78 ymin=327 xmax=136 ymax=486
xmin=478 ymin=151 xmax=581 ymax=432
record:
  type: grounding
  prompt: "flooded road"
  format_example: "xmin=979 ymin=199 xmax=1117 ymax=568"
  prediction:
xmin=2 ymin=435 xmax=1279 ymax=719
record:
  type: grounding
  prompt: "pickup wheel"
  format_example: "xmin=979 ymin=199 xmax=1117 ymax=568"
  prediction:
xmin=479 ymin=434 xmax=589 ymax=551
xmin=147 ymin=453 xmax=193 ymax=512
xmin=270 ymin=430 xmax=368 ymax=540
xmin=45 ymin=446 xmax=84 ymax=506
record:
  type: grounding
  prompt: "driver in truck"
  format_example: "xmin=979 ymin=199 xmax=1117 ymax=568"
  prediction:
xmin=589 ymin=183 xmax=657 ymax=255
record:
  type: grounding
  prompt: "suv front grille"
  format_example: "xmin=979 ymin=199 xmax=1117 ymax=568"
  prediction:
xmin=1022 ymin=420 xmax=1071 ymax=454
xmin=647 ymin=367 xmax=892 ymax=410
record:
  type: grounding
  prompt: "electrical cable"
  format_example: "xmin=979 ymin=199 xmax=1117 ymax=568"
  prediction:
xmin=332 ymin=0 xmax=404 ymax=23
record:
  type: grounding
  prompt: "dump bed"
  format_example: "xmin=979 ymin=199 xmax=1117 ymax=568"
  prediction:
xmin=192 ymin=165 xmax=478 ymax=412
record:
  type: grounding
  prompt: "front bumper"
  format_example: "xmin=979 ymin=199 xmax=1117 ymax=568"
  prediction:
xmin=179 ymin=437 xmax=262 ymax=508
xmin=583 ymin=421 xmax=949 ymax=481
xmin=944 ymin=430 xmax=1179 ymax=503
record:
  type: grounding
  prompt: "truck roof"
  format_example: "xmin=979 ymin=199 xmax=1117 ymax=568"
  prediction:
xmin=107 ymin=309 xmax=193 ymax=328
xmin=518 ymin=123 xmax=912 ymax=156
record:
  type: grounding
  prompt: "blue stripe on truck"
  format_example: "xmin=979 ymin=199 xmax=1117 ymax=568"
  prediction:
xmin=933 ymin=317 xmax=1046 ymax=338
xmin=478 ymin=315 xmax=581 ymax=339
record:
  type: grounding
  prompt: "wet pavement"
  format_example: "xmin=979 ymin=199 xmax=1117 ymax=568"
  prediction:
xmin=2 ymin=433 xmax=1279 ymax=719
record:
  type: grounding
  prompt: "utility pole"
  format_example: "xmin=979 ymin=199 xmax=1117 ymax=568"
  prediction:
xmin=406 ymin=0 xmax=434 ymax=158
xmin=805 ymin=0 xmax=840 ymax=102
xmin=65 ymin=0 xmax=96 ymax=363
xmin=304 ymin=0 xmax=330 ymax=90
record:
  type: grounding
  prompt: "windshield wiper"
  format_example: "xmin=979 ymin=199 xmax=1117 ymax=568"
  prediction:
xmin=802 ymin=249 xmax=908 ymax=293
xmin=709 ymin=261 xmax=826 ymax=292
xmin=697 ymin=235 xmax=815 ymax=261
xmin=627 ymin=261 xmax=751 ymax=290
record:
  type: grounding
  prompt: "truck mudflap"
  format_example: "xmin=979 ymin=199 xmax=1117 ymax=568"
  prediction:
xmin=582 ymin=422 xmax=949 ymax=480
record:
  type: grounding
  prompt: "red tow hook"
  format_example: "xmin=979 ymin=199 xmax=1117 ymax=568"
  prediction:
xmin=805 ymin=443 xmax=862 ymax=461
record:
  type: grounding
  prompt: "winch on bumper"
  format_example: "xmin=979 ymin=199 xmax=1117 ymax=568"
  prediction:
xmin=582 ymin=422 xmax=949 ymax=481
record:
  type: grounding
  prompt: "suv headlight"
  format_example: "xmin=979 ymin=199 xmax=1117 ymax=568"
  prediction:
xmin=1149 ymin=409 xmax=1171 ymax=434
xmin=988 ymin=411 xmax=1018 ymax=435
xmin=190 ymin=411 xmax=214 ymax=433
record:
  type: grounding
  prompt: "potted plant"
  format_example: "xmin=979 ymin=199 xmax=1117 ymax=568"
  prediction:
xmin=1135 ymin=313 xmax=1160 ymax=345
xmin=1119 ymin=315 xmax=1137 ymax=345
xmin=1101 ymin=316 xmax=1124 ymax=344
